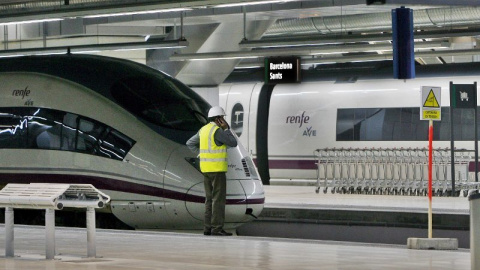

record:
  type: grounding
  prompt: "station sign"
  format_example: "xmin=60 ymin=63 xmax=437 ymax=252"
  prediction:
xmin=420 ymin=86 xmax=441 ymax=121
xmin=264 ymin=57 xmax=301 ymax=84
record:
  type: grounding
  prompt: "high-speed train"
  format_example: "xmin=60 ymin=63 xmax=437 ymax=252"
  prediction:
xmin=219 ymin=63 xmax=480 ymax=184
xmin=0 ymin=54 xmax=264 ymax=230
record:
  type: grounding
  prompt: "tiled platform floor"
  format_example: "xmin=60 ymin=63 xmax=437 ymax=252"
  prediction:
xmin=0 ymin=225 xmax=470 ymax=270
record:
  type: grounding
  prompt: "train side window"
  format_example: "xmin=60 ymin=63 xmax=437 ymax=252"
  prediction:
xmin=437 ymin=108 xmax=450 ymax=140
xmin=452 ymin=109 xmax=463 ymax=140
xmin=337 ymin=106 xmax=480 ymax=141
xmin=29 ymin=108 xmax=64 ymax=150
xmin=0 ymin=109 xmax=27 ymax=148
xmin=0 ymin=107 xmax=135 ymax=161
xmin=461 ymin=109 xmax=475 ymax=140
xmin=77 ymin=118 xmax=105 ymax=154
xmin=361 ymin=109 xmax=384 ymax=140
xmin=61 ymin=113 xmax=78 ymax=151
xmin=336 ymin=109 xmax=355 ymax=141
xmin=99 ymin=130 xmax=135 ymax=160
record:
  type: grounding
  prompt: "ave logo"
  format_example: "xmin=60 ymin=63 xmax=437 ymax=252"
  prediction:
xmin=303 ymin=126 xmax=316 ymax=137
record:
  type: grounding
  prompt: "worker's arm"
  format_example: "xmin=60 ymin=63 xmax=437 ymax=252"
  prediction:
xmin=213 ymin=117 xmax=237 ymax=147
xmin=186 ymin=132 xmax=200 ymax=154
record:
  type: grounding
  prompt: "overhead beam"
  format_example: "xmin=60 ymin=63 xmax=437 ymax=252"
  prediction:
xmin=0 ymin=38 xmax=188 ymax=57
xmin=239 ymin=28 xmax=480 ymax=48
xmin=234 ymin=48 xmax=480 ymax=68
xmin=0 ymin=0 xmax=366 ymax=24
xmin=170 ymin=41 xmax=449 ymax=61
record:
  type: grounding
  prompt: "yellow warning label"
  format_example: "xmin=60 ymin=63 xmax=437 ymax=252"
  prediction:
xmin=423 ymin=110 xmax=440 ymax=119
xmin=423 ymin=90 xmax=440 ymax=108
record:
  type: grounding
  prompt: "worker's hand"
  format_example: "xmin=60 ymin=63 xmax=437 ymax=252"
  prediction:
xmin=215 ymin=117 xmax=229 ymax=130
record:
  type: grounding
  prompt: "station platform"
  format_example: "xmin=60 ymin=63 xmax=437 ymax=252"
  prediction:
xmin=0 ymin=225 xmax=470 ymax=270
xmin=236 ymin=185 xmax=471 ymax=248
xmin=262 ymin=185 xmax=470 ymax=215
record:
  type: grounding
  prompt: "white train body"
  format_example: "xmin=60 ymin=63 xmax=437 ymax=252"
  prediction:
xmin=0 ymin=55 xmax=264 ymax=230
xmin=220 ymin=67 xmax=480 ymax=182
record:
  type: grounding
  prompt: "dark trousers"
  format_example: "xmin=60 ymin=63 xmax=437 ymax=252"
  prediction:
xmin=203 ymin=172 xmax=226 ymax=233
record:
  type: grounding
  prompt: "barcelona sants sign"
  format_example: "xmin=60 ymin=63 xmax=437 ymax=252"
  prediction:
xmin=264 ymin=57 xmax=301 ymax=84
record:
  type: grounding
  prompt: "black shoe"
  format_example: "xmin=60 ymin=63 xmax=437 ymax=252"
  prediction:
xmin=211 ymin=230 xmax=232 ymax=236
xmin=203 ymin=231 xmax=211 ymax=235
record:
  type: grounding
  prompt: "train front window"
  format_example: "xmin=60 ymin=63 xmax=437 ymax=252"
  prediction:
xmin=111 ymin=76 xmax=209 ymax=131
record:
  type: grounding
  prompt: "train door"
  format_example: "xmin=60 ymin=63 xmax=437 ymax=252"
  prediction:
xmin=221 ymin=83 xmax=257 ymax=151
xmin=221 ymin=83 xmax=271 ymax=185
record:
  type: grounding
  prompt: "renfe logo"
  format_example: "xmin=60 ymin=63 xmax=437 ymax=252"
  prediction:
xmin=286 ymin=111 xmax=310 ymax=128
xmin=12 ymin=86 xmax=30 ymax=99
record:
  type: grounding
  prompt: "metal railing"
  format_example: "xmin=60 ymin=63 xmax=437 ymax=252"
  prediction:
xmin=315 ymin=147 xmax=476 ymax=196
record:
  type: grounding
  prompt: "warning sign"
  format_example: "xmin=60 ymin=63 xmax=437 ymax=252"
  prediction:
xmin=421 ymin=86 xmax=441 ymax=121
xmin=423 ymin=90 xmax=440 ymax=108
xmin=423 ymin=110 xmax=440 ymax=119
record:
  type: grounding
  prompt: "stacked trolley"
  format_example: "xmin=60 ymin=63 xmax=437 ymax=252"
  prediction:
xmin=315 ymin=147 xmax=478 ymax=196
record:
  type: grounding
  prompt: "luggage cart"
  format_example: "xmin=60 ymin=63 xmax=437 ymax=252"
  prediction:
xmin=314 ymin=147 xmax=479 ymax=197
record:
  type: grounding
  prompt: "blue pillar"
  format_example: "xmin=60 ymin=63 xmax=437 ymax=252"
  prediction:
xmin=392 ymin=7 xmax=415 ymax=79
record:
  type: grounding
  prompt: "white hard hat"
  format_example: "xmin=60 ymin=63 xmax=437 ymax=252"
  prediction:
xmin=208 ymin=106 xmax=226 ymax=118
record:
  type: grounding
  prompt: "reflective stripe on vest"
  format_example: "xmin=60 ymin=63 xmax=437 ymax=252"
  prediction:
xmin=199 ymin=123 xmax=228 ymax=173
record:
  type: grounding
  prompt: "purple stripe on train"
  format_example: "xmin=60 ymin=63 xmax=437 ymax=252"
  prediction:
xmin=0 ymin=173 xmax=264 ymax=205
xmin=252 ymin=159 xmax=317 ymax=170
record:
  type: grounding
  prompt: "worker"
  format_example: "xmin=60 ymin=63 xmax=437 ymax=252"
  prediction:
xmin=186 ymin=106 xmax=237 ymax=236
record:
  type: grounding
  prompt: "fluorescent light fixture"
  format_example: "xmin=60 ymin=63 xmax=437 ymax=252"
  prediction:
xmin=83 ymin=7 xmax=192 ymax=19
xmin=74 ymin=50 xmax=102 ymax=54
xmin=0 ymin=54 xmax=25 ymax=59
xmin=215 ymin=0 xmax=294 ymax=8
xmin=0 ymin=18 xmax=63 ymax=26
xmin=0 ymin=39 xmax=188 ymax=57
xmin=234 ymin=63 xmax=263 ymax=69
xmin=171 ymin=51 xmax=259 ymax=61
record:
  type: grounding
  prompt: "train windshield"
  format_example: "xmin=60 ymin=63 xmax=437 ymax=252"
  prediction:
xmin=111 ymin=76 xmax=209 ymax=132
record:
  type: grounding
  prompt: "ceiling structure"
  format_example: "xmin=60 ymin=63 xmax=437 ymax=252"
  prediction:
xmin=1 ymin=0 xmax=480 ymax=85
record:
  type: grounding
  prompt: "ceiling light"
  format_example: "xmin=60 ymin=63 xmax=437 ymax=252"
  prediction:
xmin=0 ymin=18 xmax=63 ymax=26
xmin=215 ymin=0 xmax=294 ymax=8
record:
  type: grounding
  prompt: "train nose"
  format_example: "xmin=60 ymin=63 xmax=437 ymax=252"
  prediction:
xmin=225 ymin=144 xmax=265 ymax=222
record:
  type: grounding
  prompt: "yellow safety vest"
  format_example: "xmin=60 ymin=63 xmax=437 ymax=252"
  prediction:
xmin=199 ymin=123 xmax=228 ymax=173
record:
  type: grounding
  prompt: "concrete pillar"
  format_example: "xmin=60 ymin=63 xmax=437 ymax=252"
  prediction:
xmin=86 ymin=207 xmax=96 ymax=258
xmin=5 ymin=207 xmax=14 ymax=257
xmin=45 ymin=209 xmax=55 ymax=260
xmin=470 ymin=192 xmax=480 ymax=270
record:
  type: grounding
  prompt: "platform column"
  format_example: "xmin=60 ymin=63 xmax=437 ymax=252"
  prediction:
xmin=45 ymin=209 xmax=55 ymax=260
xmin=5 ymin=207 xmax=14 ymax=257
xmin=86 ymin=207 xmax=96 ymax=258
xmin=470 ymin=193 xmax=480 ymax=270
